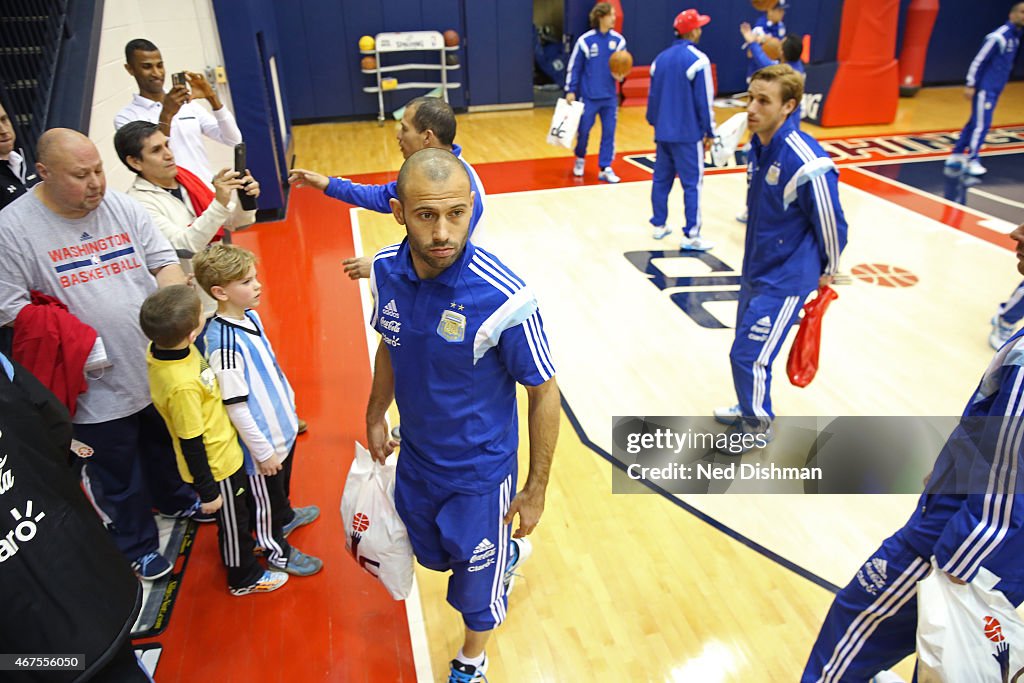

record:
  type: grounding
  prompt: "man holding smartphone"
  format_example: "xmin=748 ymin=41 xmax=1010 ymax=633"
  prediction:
xmin=115 ymin=38 xmax=242 ymax=186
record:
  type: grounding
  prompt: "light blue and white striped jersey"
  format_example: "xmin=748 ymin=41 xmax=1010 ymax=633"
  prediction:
xmin=204 ymin=310 xmax=298 ymax=473
xmin=370 ymin=239 xmax=555 ymax=494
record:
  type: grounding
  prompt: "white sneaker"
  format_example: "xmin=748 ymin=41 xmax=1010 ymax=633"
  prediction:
xmin=680 ymin=235 xmax=714 ymax=251
xmin=944 ymin=153 xmax=966 ymax=170
xmin=736 ymin=208 xmax=748 ymax=223
xmin=652 ymin=225 xmax=671 ymax=240
xmin=598 ymin=167 xmax=621 ymax=183
xmin=713 ymin=404 xmax=742 ymax=426
xmin=990 ymin=315 xmax=1016 ymax=350
xmin=965 ymin=159 xmax=987 ymax=176
xmin=502 ymin=537 xmax=532 ymax=596
xmin=573 ymin=157 xmax=585 ymax=177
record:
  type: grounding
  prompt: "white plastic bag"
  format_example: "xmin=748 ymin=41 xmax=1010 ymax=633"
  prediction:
xmin=917 ymin=557 xmax=1024 ymax=682
xmin=340 ymin=442 xmax=414 ymax=600
xmin=546 ymin=98 xmax=585 ymax=148
xmin=709 ymin=111 xmax=748 ymax=167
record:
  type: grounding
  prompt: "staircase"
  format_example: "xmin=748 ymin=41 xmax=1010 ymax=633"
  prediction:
xmin=0 ymin=1 xmax=70 ymax=162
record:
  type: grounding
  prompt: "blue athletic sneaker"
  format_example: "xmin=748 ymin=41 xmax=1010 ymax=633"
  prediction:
xmin=282 ymin=505 xmax=320 ymax=537
xmin=283 ymin=548 xmax=323 ymax=576
xmin=448 ymin=655 xmax=489 ymax=683
xmin=132 ymin=551 xmax=172 ymax=581
xmin=160 ymin=498 xmax=216 ymax=523
xmin=502 ymin=537 xmax=533 ymax=596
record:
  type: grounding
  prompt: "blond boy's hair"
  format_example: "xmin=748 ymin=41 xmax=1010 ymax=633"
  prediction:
xmin=192 ymin=243 xmax=257 ymax=297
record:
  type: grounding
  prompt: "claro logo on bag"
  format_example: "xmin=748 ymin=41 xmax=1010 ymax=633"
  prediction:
xmin=983 ymin=615 xmax=1023 ymax=681
xmin=349 ymin=512 xmax=381 ymax=577
xmin=0 ymin=500 xmax=45 ymax=563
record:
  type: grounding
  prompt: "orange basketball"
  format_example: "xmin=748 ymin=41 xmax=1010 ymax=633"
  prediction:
xmin=360 ymin=56 xmax=377 ymax=71
xmin=762 ymin=36 xmax=782 ymax=61
xmin=443 ymin=29 xmax=460 ymax=47
xmin=751 ymin=0 xmax=778 ymax=10
xmin=609 ymin=50 xmax=633 ymax=79
xmin=984 ymin=616 xmax=1004 ymax=643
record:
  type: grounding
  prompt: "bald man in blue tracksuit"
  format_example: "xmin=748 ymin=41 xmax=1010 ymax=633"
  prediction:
xmin=646 ymin=9 xmax=716 ymax=251
xmin=803 ymin=225 xmax=1024 ymax=681
xmin=714 ymin=65 xmax=847 ymax=439
xmin=946 ymin=2 xmax=1024 ymax=176
xmin=565 ymin=2 xmax=626 ymax=183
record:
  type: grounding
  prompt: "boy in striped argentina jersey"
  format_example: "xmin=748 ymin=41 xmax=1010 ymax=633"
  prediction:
xmin=193 ymin=244 xmax=323 ymax=578
xmin=802 ymin=223 xmax=1024 ymax=682
xmin=366 ymin=149 xmax=560 ymax=683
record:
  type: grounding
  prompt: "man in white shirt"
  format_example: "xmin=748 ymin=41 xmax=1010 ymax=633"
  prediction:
xmin=114 ymin=38 xmax=242 ymax=185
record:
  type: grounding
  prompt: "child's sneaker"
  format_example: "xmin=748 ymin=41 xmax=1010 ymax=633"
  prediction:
xmin=160 ymin=498 xmax=216 ymax=523
xmin=572 ymin=157 xmax=585 ymax=177
xmin=943 ymin=153 xmax=966 ymax=171
xmin=448 ymin=655 xmax=488 ymax=683
xmin=713 ymin=404 xmax=742 ymax=426
xmin=680 ymin=235 xmax=714 ymax=251
xmin=284 ymin=548 xmax=323 ymax=576
xmin=502 ymin=536 xmax=533 ymax=596
xmin=965 ymin=159 xmax=988 ymax=176
xmin=736 ymin=208 xmax=748 ymax=223
xmin=990 ymin=315 xmax=1016 ymax=350
xmin=651 ymin=225 xmax=671 ymax=240
xmin=230 ymin=569 xmax=289 ymax=596
xmin=132 ymin=551 xmax=172 ymax=581
xmin=282 ymin=505 xmax=320 ymax=537
xmin=598 ymin=166 xmax=621 ymax=184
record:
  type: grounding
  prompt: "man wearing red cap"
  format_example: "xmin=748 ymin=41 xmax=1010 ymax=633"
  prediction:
xmin=646 ymin=9 xmax=716 ymax=251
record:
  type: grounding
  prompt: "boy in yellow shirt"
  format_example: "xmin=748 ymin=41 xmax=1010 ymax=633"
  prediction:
xmin=141 ymin=284 xmax=288 ymax=596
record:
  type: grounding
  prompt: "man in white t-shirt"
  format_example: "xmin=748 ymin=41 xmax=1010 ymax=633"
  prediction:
xmin=114 ymin=38 xmax=242 ymax=185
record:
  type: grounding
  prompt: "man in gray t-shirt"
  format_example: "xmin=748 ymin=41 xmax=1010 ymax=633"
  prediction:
xmin=0 ymin=129 xmax=200 ymax=578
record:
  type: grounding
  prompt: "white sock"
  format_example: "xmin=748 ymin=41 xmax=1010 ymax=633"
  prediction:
xmin=456 ymin=649 xmax=485 ymax=668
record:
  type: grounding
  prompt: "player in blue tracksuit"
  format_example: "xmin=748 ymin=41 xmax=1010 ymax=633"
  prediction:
xmin=646 ymin=9 xmax=716 ymax=251
xmin=288 ymin=96 xmax=486 ymax=278
xmin=946 ymin=2 xmax=1024 ymax=176
xmin=991 ymin=281 xmax=1024 ymax=350
xmin=365 ymin=149 xmax=560 ymax=683
xmin=744 ymin=0 xmax=787 ymax=82
xmin=803 ymin=222 xmax=1024 ymax=683
xmin=714 ymin=65 xmax=847 ymax=441
xmin=565 ymin=2 xmax=626 ymax=183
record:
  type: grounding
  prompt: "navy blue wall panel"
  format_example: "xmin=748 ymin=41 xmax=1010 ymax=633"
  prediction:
xmin=465 ymin=2 xmax=501 ymax=105
xmin=272 ymin=3 xmax=315 ymax=119
xmin=213 ymin=0 xmax=293 ymax=213
xmin=497 ymin=0 xmax=535 ymax=103
xmin=923 ymin=2 xmax=1023 ymax=84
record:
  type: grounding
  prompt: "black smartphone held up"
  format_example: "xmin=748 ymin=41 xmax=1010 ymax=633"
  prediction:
xmin=171 ymin=71 xmax=187 ymax=88
xmin=234 ymin=143 xmax=258 ymax=211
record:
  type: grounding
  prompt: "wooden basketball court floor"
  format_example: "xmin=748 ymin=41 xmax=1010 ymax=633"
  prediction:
xmin=147 ymin=84 xmax=1024 ymax=682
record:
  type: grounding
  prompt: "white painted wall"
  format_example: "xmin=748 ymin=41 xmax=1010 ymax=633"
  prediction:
xmin=89 ymin=0 xmax=236 ymax=192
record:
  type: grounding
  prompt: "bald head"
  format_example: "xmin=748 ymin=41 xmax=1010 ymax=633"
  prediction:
xmin=35 ymin=128 xmax=106 ymax=219
xmin=396 ymin=147 xmax=471 ymax=203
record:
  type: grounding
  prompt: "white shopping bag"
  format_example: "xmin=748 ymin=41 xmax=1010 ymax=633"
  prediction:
xmin=709 ymin=112 xmax=748 ymax=168
xmin=917 ymin=557 xmax=1024 ymax=682
xmin=546 ymin=98 xmax=584 ymax=149
xmin=340 ymin=442 xmax=414 ymax=600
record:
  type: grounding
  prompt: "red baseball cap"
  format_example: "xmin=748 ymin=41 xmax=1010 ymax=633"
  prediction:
xmin=674 ymin=9 xmax=711 ymax=35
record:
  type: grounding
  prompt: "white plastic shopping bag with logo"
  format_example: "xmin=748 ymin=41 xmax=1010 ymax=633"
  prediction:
xmin=546 ymin=98 xmax=584 ymax=148
xmin=917 ymin=557 xmax=1024 ymax=682
xmin=709 ymin=111 xmax=747 ymax=168
xmin=340 ymin=442 xmax=414 ymax=600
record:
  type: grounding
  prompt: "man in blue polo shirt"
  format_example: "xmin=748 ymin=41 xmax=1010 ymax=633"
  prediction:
xmin=288 ymin=96 xmax=486 ymax=279
xmin=365 ymin=148 xmax=560 ymax=683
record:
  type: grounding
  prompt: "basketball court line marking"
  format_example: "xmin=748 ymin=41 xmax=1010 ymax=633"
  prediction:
xmin=350 ymin=206 xmax=434 ymax=683
xmin=969 ymin=187 xmax=1024 ymax=211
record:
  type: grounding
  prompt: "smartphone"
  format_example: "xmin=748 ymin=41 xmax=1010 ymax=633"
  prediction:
xmin=234 ymin=143 xmax=258 ymax=211
xmin=172 ymin=71 xmax=187 ymax=88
